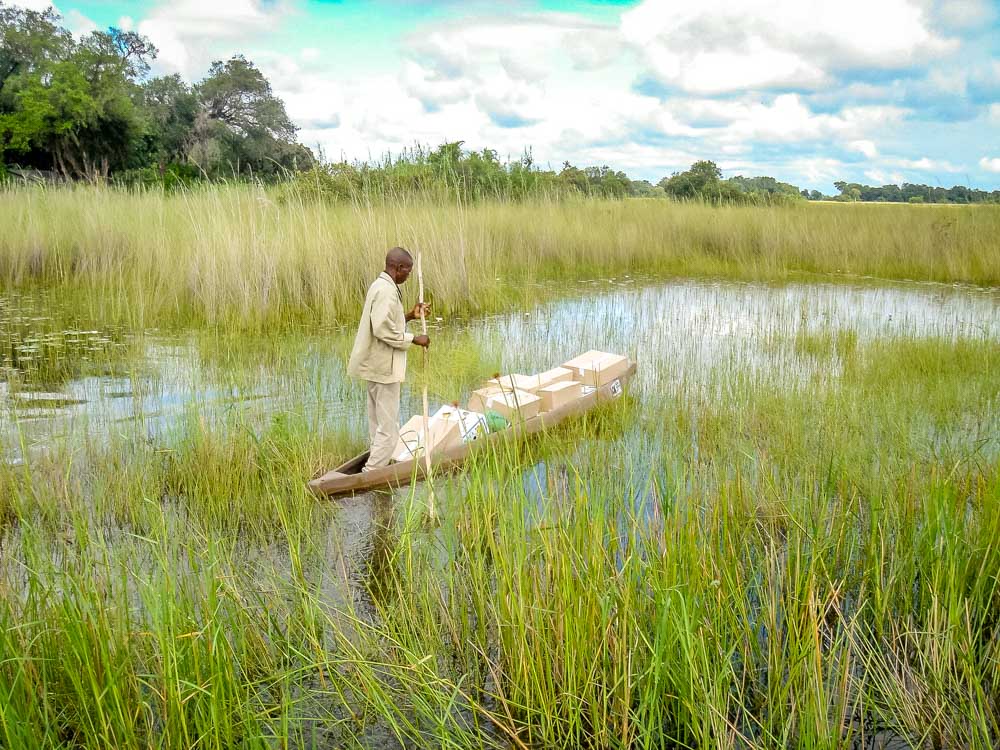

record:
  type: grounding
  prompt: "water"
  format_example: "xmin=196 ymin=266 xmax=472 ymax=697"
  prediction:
xmin=3 ymin=277 xmax=998 ymax=463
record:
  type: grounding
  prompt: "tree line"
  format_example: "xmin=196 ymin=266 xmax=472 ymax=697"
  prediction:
xmin=0 ymin=3 xmax=311 ymax=183
xmin=823 ymin=181 xmax=1000 ymax=204
xmin=284 ymin=154 xmax=815 ymax=204
xmin=2 ymin=4 xmax=997 ymax=205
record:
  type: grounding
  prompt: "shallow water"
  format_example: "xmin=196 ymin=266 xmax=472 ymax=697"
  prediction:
xmin=2 ymin=276 xmax=998 ymax=463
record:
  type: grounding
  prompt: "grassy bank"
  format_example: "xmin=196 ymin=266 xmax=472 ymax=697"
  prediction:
xmin=1 ymin=326 xmax=998 ymax=748
xmin=1 ymin=185 xmax=998 ymax=328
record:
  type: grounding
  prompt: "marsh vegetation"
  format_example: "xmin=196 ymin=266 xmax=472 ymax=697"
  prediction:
xmin=1 ymin=186 xmax=999 ymax=328
xmin=1 ymin=188 xmax=999 ymax=749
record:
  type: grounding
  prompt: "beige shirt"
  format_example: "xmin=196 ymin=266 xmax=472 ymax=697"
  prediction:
xmin=347 ymin=272 xmax=415 ymax=384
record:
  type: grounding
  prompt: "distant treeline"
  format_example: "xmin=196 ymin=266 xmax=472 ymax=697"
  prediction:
xmin=817 ymin=181 xmax=1000 ymax=205
xmin=283 ymin=145 xmax=650 ymax=203
xmin=657 ymin=161 xmax=1000 ymax=205
xmin=283 ymin=155 xmax=809 ymax=205
xmin=2 ymin=4 xmax=997 ymax=205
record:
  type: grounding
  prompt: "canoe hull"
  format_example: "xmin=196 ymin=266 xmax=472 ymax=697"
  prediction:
xmin=308 ymin=361 xmax=636 ymax=498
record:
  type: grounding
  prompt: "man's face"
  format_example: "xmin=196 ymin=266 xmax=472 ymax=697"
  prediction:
xmin=391 ymin=261 xmax=413 ymax=285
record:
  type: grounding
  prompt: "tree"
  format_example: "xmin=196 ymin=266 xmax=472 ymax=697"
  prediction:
xmin=558 ymin=161 xmax=589 ymax=193
xmin=197 ymin=55 xmax=295 ymax=141
xmin=140 ymin=74 xmax=198 ymax=170
xmin=585 ymin=165 xmax=633 ymax=197
xmin=658 ymin=160 xmax=723 ymax=200
xmin=0 ymin=3 xmax=71 ymax=100
xmin=57 ymin=28 xmax=156 ymax=178
xmin=192 ymin=55 xmax=310 ymax=177
xmin=0 ymin=6 xmax=157 ymax=179
xmin=729 ymin=174 xmax=801 ymax=198
xmin=1 ymin=7 xmax=315 ymax=182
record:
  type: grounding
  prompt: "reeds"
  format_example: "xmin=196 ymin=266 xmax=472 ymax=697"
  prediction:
xmin=1 ymin=184 xmax=998 ymax=328
xmin=1 ymin=319 xmax=997 ymax=748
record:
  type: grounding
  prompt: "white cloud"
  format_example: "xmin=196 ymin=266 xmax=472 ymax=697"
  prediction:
xmin=865 ymin=169 xmax=906 ymax=184
xmin=6 ymin=2 xmax=94 ymax=38
xmin=118 ymin=16 xmax=135 ymax=32
xmin=400 ymin=14 xmax=619 ymax=117
xmin=564 ymin=28 xmax=625 ymax=71
xmin=980 ymin=157 xmax=1000 ymax=173
xmin=989 ymin=104 xmax=1000 ymax=124
xmin=849 ymin=139 xmax=878 ymax=158
xmin=137 ymin=0 xmax=292 ymax=77
xmin=892 ymin=157 xmax=960 ymax=171
xmin=621 ymin=0 xmax=957 ymax=94
xmin=787 ymin=157 xmax=847 ymax=185
xmin=64 ymin=8 xmax=97 ymax=37
xmin=924 ymin=0 xmax=996 ymax=29
xmin=401 ymin=60 xmax=472 ymax=112
xmin=558 ymin=142 xmax=699 ymax=175
xmin=667 ymin=94 xmax=905 ymax=145
xmin=5 ymin=0 xmax=55 ymax=11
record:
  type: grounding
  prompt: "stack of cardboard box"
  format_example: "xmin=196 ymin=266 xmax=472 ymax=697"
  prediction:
xmin=391 ymin=351 xmax=629 ymax=464
xmin=480 ymin=351 xmax=629 ymax=418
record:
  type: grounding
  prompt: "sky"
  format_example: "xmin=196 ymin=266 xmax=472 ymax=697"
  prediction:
xmin=9 ymin=0 xmax=1000 ymax=191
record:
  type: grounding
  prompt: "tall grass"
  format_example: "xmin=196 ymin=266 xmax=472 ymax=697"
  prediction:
xmin=1 ymin=327 xmax=997 ymax=748
xmin=1 ymin=184 xmax=998 ymax=328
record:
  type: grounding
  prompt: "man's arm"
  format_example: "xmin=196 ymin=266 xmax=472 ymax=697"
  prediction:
xmin=370 ymin=286 xmax=415 ymax=350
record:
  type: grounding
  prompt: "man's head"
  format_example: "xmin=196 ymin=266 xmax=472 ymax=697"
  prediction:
xmin=384 ymin=246 xmax=413 ymax=285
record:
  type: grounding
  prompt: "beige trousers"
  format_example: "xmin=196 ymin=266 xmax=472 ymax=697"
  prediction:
xmin=363 ymin=380 xmax=401 ymax=471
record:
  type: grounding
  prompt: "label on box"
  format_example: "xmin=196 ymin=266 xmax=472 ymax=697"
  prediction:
xmin=582 ymin=386 xmax=597 ymax=395
xmin=610 ymin=379 xmax=623 ymax=397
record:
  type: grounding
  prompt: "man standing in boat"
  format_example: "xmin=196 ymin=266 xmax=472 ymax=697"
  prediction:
xmin=348 ymin=247 xmax=431 ymax=472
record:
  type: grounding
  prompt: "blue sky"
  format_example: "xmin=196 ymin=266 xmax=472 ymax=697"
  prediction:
xmin=13 ymin=0 xmax=1000 ymax=191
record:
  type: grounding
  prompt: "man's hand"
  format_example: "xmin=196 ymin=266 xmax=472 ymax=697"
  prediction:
xmin=413 ymin=334 xmax=430 ymax=348
xmin=405 ymin=302 xmax=432 ymax=322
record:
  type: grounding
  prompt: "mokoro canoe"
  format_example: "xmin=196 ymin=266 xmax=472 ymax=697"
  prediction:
xmin=308 ymin=360 xmax=637 ymax=498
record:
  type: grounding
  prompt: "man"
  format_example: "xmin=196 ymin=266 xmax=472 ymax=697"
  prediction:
xmin=348 ymin=247 xmax=430 ymax=471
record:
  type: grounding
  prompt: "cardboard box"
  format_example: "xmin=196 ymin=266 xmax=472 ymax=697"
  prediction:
xmin=488 ymin=374 xmax=537 ymax=392
xmin=468 ymin=386 xmax=541 ymax=421
xmin=525 ymin=366 xmax=576 ymax=392
xmin=561 ymin=350 xmax=630 ymax=388
xmin=490 ymin=367 xmax=575 ymax=394
xmin=393 ymin=414 xmax=461 ymax=462
xmin=432 ymin=405 xmax=489 ymax=443
xmin=537 ymin=380 xmax=584 ymax=412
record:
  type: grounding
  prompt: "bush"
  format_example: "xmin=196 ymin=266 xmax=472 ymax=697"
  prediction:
xmin=113 ymin=163 xmax=202 ymax=191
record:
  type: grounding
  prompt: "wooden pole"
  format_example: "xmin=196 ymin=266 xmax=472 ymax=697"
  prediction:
xmin=416 ymin=250 xmax=435 ymax=520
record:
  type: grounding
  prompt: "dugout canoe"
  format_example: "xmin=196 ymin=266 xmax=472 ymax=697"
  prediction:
xmin=308 ymin=360 xmax=637 ymax=498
